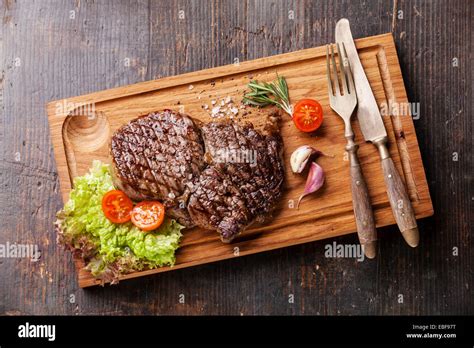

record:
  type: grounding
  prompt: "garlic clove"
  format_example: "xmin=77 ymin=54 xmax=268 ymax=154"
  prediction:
xmin=297 ymin=161 xmax=325 ymax=209
xmin=290 ymin=145 xmax=319 ymax=173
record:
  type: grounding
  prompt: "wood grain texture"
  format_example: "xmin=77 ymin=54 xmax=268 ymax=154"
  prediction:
xmin=48 ymin=34 xmax=433 ymax=287
xmin=347 ymin=142 xmax=377 ymax=247
xmin=0 ymin=0 xmax=472 ymax=314
xmin=47 ymin=33 xmax=434 ymax=287
xmin=379 ymin=153 xmax=419 ymax=246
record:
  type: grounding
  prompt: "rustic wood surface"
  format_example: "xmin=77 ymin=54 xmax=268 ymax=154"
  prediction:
xmin=0 ymin=0 xmax=471 ymax=314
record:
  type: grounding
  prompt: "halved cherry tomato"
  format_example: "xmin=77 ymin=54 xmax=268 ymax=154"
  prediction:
xmin=131 ymin=201 xmax=165 ymax=231
xmin=101 ymin=190 xmax=134 ymax=223
xmin=292 ymin=99 xmax=324 ymax=132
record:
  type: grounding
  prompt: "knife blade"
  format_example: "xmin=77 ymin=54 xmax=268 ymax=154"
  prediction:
xmin=335 ymin=18 xmax=419 ymax=247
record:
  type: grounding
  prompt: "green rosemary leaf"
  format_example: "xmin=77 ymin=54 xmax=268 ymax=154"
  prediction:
xmin=242 ymin=97 xmax=267 ymax=107
xmin=243 ymin=75 xmax=292 ymax=116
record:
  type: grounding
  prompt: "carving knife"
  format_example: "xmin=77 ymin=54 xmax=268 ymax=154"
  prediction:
xmin=335 ymin=18 xmax=419 ymax=247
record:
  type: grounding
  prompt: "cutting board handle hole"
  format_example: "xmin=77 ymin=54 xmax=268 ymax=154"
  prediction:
xmin=63 ymin=111 xmax=110 ymax=152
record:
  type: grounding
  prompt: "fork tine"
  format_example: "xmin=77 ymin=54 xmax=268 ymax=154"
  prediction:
xmin=336 ymin=43 xmax=347 ymax=95
xmin=326 ymin=45 xmax=333 ymax=96
xmin=330 ymin=44 xmax=340 ymax=95
xmin=341 ymin=42 xmax=355 ymax=95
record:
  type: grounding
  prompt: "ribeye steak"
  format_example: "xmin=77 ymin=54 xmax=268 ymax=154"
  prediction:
xmin=110 ymin=109 xmax=285 ymax=242
xmin=110 ymin=110 xmax=205 ymax=227
xmin=188 ymin=112 xmax=284 ymax=242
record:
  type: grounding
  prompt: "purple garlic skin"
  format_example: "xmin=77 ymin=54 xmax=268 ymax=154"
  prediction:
xmin=297 ymin=161 xmax=325 ymax=209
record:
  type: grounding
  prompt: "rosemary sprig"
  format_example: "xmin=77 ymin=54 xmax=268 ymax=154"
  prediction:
xmin=242 ymin=75 xmax=293 ymax=116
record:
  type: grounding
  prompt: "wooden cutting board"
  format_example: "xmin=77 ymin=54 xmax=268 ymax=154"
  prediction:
xmin=47 ymin=33 xmax=433 ymax=288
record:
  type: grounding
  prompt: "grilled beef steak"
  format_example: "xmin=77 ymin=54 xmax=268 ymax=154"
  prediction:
xmin=110 ymin=110 xmax=205 ymax=227
xmin=188 ymin=112 xmax=284 ymax=242
xmin=110 ymin=109 xmax=284 ymax=242
xmin=187 ymin=166 xmax=251 ymax=242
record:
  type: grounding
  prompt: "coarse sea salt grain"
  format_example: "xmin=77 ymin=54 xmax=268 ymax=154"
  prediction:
xmin=188 ymin=84 xmax=194 ymax=90
xmin=211 ymin=106 xmax=221 ymax=116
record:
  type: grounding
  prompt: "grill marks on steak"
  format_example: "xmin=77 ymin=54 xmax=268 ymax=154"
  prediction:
xmin=110 ymin=109 xmax=284 ymax=242
xmin=201 ymin=115 xmax=284 ymax=220
xmin=187 ymin=167 xmax=251 ymax=242
xmin=110 ymin=110 xmax=205 ymax=227
xmin=188 ymin=113 xmax=284 ymax=242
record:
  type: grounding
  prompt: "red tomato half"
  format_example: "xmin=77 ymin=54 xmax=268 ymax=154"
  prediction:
xmin=101 ymin=190 xmax=133 ymax=223
xmin=131 ymin=201 xmax=166 ymax=231
xmin=292 ymin=99 xmax=324 ymax=132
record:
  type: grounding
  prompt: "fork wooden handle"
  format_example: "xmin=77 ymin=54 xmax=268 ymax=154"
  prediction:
xmin=346 ymin=135 xmax=377 ymax=258
xmin=374 ymin=137 xmax=419 ymax=247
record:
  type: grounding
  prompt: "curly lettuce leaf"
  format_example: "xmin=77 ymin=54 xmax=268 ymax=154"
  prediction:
xmin=56 ymin=160 xmax=183 ymax=284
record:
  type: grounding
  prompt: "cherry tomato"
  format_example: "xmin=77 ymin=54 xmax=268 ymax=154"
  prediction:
xmin=292 ymin=99 xmax=324 ymax=132
xmin=101 ymin=190 xmax=133 ymax=223
xmin=131 ymin=201 xmax=166 ymax=231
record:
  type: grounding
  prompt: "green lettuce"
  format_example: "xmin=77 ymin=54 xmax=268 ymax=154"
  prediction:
xmin=55 ymin=160 xmax=183 ymax=284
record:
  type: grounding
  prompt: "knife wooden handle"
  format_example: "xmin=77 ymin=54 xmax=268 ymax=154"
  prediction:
xmin=346 ymin=136 xmax=377 ymax=258
xmin=374 ymin=138 xmax=419 ymax=247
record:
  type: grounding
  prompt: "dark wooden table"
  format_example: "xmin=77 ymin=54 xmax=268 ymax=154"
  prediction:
xmin=0 ymin=0 xmax=472 ymax=315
